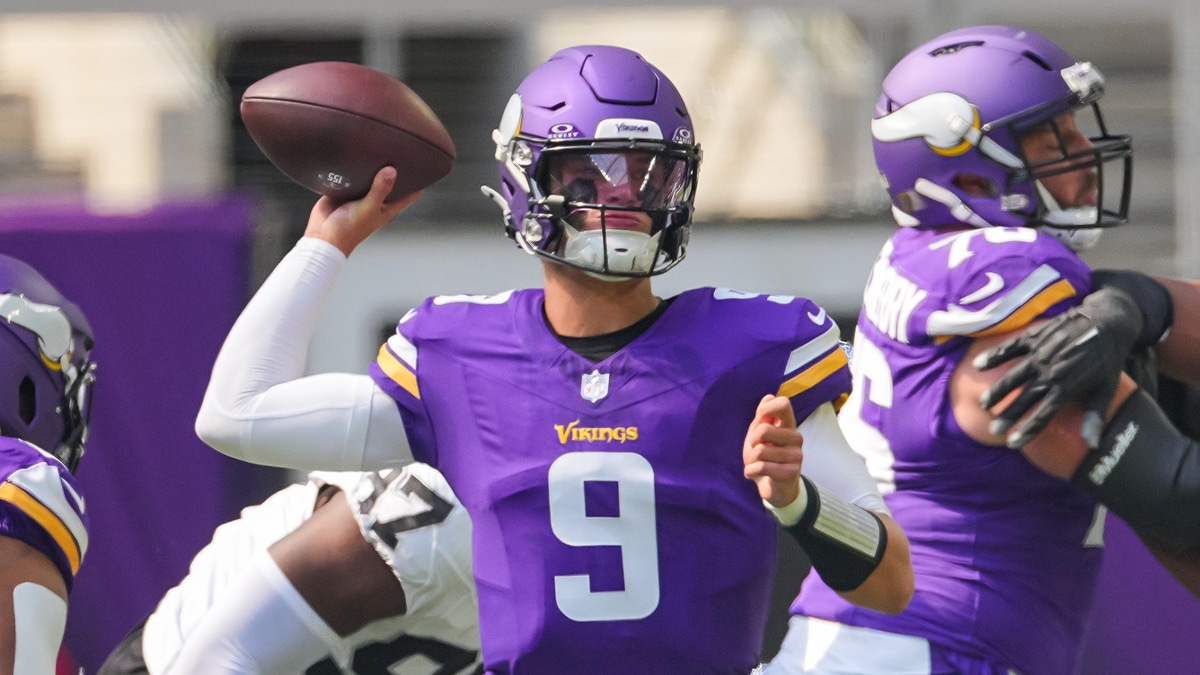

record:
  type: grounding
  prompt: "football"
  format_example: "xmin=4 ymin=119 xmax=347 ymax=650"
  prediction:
xmin=240 ymin=61 xmax=455 ymax=202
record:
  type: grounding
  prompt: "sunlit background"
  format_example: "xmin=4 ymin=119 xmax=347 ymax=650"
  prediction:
xmin=0 ymin=2 xmax=1197 ymax=673
xmin=0 ymin=5 xmax=1194 ymax=313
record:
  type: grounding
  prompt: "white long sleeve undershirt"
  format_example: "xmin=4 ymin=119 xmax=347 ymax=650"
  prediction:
xmin=195 ymin=237 xmax=412 ymax=471
xmin=797 ymin=403 xmax=890 ymax=515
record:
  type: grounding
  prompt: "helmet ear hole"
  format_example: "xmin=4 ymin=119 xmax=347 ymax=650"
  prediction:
xmin=18 ymin=376 xmax=35 ymax=425
xmin=952 ymin=173 xmax=999 ymax=198
xmin=897 ymin=190 xmax=926 ymax=213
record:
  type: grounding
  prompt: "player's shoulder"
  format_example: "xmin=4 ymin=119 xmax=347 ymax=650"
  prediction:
xmin=895 ymin=226 xmax=1087 ymax=296
xmin=420 ymin=288 xmax=530 ymax=319
xmin=888 ymin=226 xmax=1089 ymax=341
xmin=345 ymin=464 xmax=474 ymax=616
xmin=348 ymin=463 xmax=462 ymax=514
xmin=400 ymin=462 xmax=459 ymax=502
xmin=678 ymin=287 xmax=835 ymax=342
xmin=0 ymin=437 xmax=74 ymax=488
xmin=675 ymin=289 xmax=850 ymax=423
xmin=0 ymin=436 xmax=88 ymax=583
xmin=396 ymin=288 xmax=533 ymax=338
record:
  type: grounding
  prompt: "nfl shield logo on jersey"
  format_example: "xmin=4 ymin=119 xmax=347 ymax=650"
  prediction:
xmin=580 ymin=369 xmax=610 ymax=403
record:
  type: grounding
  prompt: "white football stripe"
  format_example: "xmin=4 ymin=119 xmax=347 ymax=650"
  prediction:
xmin=386 ymin=334 xmax=418 ymax=369
xmin=926 ymin=264 xmax=1063 ymax=337
xmin=784 ymin=323 xmax=841 ymax=376
xmin=8 ymin=462 xmax=88 ymax=555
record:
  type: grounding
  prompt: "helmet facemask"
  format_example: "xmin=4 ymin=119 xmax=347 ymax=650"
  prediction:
xmin=522 ymin=141 xmax=699 ymax=280
xmin=0 ymin=291 xmax=95 ymax=473
xmin=1001 ymin=82 xmax=1132 ymax=249
xmin=55 ymin=345 xmax=95 ymax=474
xmin=870 ymin=29 xmax=1133 ymax=250
xmin=480 ymin=46 xmax=703 ymax=281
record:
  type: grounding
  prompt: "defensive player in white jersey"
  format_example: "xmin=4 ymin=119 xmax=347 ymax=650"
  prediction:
xmin=0 ymin=253 xmax=96 ymax=675
xmin=97 ymin=463 xmax=479 ymax=675
xmin=193 ymin=45 xmax=913 ymax=674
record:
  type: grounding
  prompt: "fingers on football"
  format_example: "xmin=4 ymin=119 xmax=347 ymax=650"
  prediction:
xmin=973 ymin=335 xmax=1033 ymax=371
xmin=979 ymin=359 xmax=1035 ymax=411
xmin=988 ymin=376 xmax=1050 ymax=438
xmin=1003 ymin=386 xmax=1066 ymax=447
xmin=309 ymin=196 xmax=336 ymax=225
xmin=365 ymin=167 xmax=397 ymax=205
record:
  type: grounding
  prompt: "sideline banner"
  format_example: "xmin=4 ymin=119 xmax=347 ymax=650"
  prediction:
xmin=0 ymin=196 xmax=284 ymax=673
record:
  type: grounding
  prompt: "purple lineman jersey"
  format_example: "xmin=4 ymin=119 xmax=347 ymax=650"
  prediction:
xmin=0 ymin=437 xmax=88 ymax=591
xmin=369 ymin=286 xmax=851 ymax=675
xmin=795 ymin=226 xmax=1099 ymax=675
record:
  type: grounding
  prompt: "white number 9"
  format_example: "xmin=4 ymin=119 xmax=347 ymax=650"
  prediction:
xmin=547 ymin=452 xmax=659 ymax=622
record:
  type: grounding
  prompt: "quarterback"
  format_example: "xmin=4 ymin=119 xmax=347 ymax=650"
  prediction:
xmin=196 ymin=45 xmax=912 ymax=674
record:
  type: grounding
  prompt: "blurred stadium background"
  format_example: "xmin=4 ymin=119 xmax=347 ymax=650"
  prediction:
xmin=0 ymin=1 xmax=1196 ymax=672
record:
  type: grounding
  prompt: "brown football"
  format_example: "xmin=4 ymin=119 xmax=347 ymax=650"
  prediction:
xmin=240 ymin=61 xmax=455 ymax=202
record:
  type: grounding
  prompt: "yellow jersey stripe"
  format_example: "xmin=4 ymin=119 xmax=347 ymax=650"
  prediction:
xmin=376 ymin=345 xmax=420 ymax=400
xmin=778 ymin=347 xmax=848 ymax=399
xmin=0 ymin=482 xmax=81 ymax=574
xmin=831 ymin=392 xmax=850 ymax=413
xmin=967 ymin=279 xmax=1078 ymax=339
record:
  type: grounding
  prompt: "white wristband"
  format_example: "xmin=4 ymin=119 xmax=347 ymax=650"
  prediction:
xmin=764 ymin=480 xmax=809 ymax=527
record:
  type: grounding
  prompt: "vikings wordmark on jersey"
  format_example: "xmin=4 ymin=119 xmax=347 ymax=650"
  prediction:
xmin=370 ymin=287 xmax=850 ymax=674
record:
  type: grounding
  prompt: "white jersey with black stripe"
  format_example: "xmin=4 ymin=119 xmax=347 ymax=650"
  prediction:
xmin=142 ymin=464 xmax=479 ymax=675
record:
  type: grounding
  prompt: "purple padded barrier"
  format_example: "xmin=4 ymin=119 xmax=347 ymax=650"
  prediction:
xmin=0 ymin=195 xmax=284 ymax=673
xmin=1080 ymin=513 xmax=1200 ymax=674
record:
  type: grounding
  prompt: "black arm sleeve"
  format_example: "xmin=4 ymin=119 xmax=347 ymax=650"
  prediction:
xmin=1091 ymin=269 xmax=1175 ymax=349
xmin=782 ymin=477 xmax=889 ymax=591
xmin=1155 ymin=374 xmax=1200 ymax=440
xmin=1072 ymin=388 xmax=1200 ymax=551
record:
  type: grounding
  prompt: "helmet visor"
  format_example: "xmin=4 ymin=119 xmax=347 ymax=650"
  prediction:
xmin=539 ymin=148 xmax=696 ymax=214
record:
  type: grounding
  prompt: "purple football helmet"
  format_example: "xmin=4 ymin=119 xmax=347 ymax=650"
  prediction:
xmin=0 ymin=255 xmax=95 ymax=472
xmin=871 ymin=26 xmax=1132 ymax=251
xmin=481 ymin=45 xmax=702 ymax=279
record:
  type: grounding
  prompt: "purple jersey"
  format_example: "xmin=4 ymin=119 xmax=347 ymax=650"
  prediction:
xmin=370 ymin=287 xmax=850 ymax=674
xmin=795 ymin=226 xmax=1099 ymax=675
xmin=0 ymin=437 xmax=88 ymax=590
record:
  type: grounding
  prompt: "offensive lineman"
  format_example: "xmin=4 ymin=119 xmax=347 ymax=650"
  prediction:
xmin=769 ymin=26 xmax=1186 ymax=675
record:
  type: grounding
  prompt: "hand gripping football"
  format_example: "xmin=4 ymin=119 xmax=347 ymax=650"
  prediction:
xmin=240 ymin=61 xmax=455 ymax=202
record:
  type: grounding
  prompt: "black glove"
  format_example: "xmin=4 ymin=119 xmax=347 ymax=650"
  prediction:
xmin=975 ymin=269 xmax=1173 ymax=449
